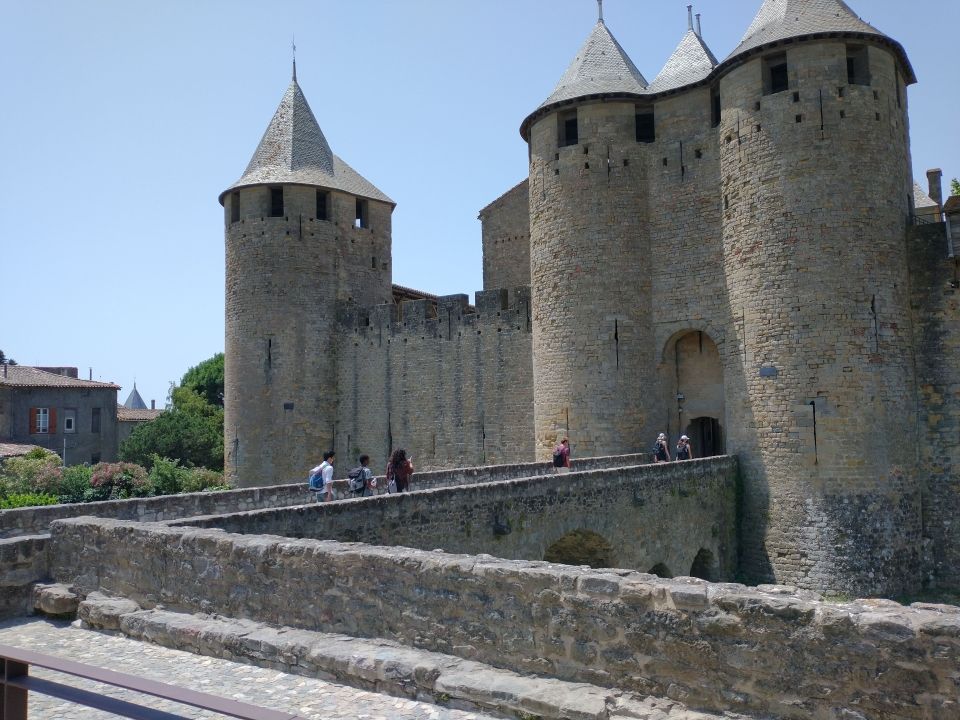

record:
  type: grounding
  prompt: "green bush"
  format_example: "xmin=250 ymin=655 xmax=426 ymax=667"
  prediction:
xmin=57 ymin=465 xmax=93 ymax=504
xmin=0 ymin=493 xmax=59 ymax=509
xmin=0 ymin=449 xmax=62 ymax=495
xmin=148 ymin=456 xmax=186 ymax=496
xmin=181 ymin=467 xmax=229 ymax=493
xmin=89 ymin=462 xmax=150 ymax=501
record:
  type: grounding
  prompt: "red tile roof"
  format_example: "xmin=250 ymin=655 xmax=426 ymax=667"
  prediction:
xmin=0 ymin=365 xmax=119 ymax=390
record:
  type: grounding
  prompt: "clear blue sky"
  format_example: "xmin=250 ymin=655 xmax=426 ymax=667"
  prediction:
xmin=2 ymin=1 xmax=957 ymax=408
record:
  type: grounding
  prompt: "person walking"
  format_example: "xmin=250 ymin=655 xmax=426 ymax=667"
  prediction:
xmin=321 ymin=450 xmax=336 ymax=501
xmin=552 ymin=438 xmax=571 ymax=474
xmin=676 ymin=435 xmax=694 ymax=461
xmin=386 ymin=449 xmax=414 ymax=493
xmin=653 ymin=433 xmax=671 ymax=463
xmin=354 ymin=454 xmax=376 ymax=496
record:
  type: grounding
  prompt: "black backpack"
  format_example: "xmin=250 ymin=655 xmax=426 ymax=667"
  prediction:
xmin=552 ymin=448 xmax=565 ymax=467
xmin=347 ymin=466 xmax=365 ymax=492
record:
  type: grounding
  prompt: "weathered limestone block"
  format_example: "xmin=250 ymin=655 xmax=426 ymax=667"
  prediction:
xmin=33 ymin=583 xmax=79 ymax=617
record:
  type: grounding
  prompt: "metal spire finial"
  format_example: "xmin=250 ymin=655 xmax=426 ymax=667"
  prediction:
xmin=687 ymin=5 xmax=694 ymax=31
xmin=597 ymin=0 xmax=604 ymax=24
xmin=292 ymin=36 xmax=297 ymax=81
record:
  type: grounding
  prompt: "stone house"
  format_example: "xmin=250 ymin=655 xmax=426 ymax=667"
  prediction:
xmin=0 ymin=365 xmax=120 ymax=465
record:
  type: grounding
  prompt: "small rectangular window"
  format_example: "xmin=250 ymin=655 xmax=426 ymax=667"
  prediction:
xmin=355 ymin=198 xmax=369 ymax=229
xmin=635 ymin=109 xmax=655 ymax=143
xmin=763 ymin=53 xmax=789 ymax=95
xmin=64 ymin=409 xmax=76 ymax=434
xmin=269 ymin=187 xmax=284 ymax=217
xmin=558 ymin=109 xmax=578 ymax=147
xmin=846 ymin=45 xmax=870 ymax=86
xmin=91 ymin=407 xmax=101 ymax=434
xmin=316 ymin=190 xmax=329 ymax=221
xmin=34 ymin=408 xmax=49 ymax=433
xmin=711 ymin=89 xmax=721 ymax=128
xmin=230 ymin=192 xmax=240 ymax=223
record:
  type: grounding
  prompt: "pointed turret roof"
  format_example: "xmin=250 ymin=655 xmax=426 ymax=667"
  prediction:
xmin=123 ymin=383 xmax=147 ymax=410
xmin=650 ymin=30 xmax=719 ymax=94
xmin=220 ymin=77 xmax=392 ymax=205
xmin=725 ymin=0 xmax=915 ymax=82
xmin=521 ymin=20 xmax=646 ymax=139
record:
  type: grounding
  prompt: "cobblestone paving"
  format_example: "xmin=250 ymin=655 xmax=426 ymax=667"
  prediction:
xmin=0 ymin=618 xmax=500 ymax=720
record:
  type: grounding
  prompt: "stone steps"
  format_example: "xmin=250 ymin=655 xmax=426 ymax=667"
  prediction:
xmin=76 ymin=592 xmax=755 ymax=720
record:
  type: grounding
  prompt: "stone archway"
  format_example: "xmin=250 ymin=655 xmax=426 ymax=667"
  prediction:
xmin=689 ymin=548 xmax=719 ymax=581
xmin=660 ymin=330 xmax=725 ymax=456
xmin=648 ymin=563 xmax=672 ymax=578
xmin=544 ymin=529 xmax=614 ymax=569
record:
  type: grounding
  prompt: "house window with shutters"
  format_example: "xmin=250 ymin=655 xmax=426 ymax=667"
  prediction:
xmin=30 ymin=407 xmax=56 ymax=434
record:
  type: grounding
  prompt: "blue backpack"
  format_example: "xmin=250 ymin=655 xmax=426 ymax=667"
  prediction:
xmin=308 ymin=465 xmax=324 ymax=491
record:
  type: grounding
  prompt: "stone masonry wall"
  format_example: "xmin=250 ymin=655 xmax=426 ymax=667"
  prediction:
xmin=177 ymin=457 xmax=738 ymax=579
xmin=52 ymin=514 xmax=959 ymax=719
xmin=908 ymin=223 xmax=960 ymax=590
xmin=479 ymin=179 xmax=530 ymax=291
xmin=0 ymin=535 xmax=48 ymax=619
xmin=334 ymin=288 xmax=534 ymax=472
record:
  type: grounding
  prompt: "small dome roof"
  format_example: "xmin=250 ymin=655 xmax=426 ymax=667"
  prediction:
xmin=521 ymin=21 xmax=647 ymax=139
xmin=220 ymin=78 xmax=392 ymax=205
xmin=649 ymin=30 xmax=719 ymax=94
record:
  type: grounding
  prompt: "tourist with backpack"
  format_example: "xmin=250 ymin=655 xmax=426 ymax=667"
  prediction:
xmin=676 ymin=435 xmax=694 ymax=461
xmin=386 ymin=449 xmax=414 ymax=493
xmin=308 ymin=451 xmax=336 ymax=501
xmin=653 ymin=433 xmax=671 ymax=463
xmin=552 ymin=438 xmax=571 ymax=474
xmin=348 ymin=455 xmax=376 ymax=497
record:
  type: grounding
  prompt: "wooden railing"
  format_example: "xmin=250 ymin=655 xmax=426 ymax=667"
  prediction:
xmin=0 ymin=643 xmax=305 ymax=719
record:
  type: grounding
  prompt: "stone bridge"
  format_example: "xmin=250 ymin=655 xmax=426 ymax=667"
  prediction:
xmin=178 ymin=456 xmax=739 ymax=580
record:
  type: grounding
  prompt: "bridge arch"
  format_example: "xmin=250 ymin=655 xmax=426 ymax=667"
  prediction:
xmin=543 ymin=529 xmax=614 ymax=568
xmin=658 ymin=329 xmax=726 ymax=457
xmin=689 ymin=548 xmax=720 ymax=582
xmin=648 ymin=563 xmax=673 ymax=578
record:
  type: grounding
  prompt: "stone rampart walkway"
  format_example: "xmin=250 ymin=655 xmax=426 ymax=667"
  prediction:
xmin=0 ymin=618 xmax=498 ymax=720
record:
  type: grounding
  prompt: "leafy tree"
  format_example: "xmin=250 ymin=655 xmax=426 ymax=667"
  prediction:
xmin=180 ymin=353 xmax=224 ymax=407
xmin=952 ymin=178 xmax=960 ymax=197
xmin=118 ymin=353 xmax=226 ymax=471
xmin=0 ymin=350 xmax=16 ymax=365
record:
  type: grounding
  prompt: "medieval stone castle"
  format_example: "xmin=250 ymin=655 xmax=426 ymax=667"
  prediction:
xmin=221 ymin=0 xmax=960 ymax=597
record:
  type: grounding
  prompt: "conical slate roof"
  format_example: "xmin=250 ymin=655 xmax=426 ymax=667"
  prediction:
xmin=220 ymin=78 xmax=392 ymax=205
xmin=729 ymin=0 xmax=888 ymax=62
xmin=521 ymin=21 xmax=648 ymax=139
xmin=650 ymin=30 xmax=719 ymax=94
xmin=123 ymin=384 xmax=147 ymax=410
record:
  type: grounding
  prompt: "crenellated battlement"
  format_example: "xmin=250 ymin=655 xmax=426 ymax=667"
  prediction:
xmin=338 ymin=286 xmax=532 ymax=341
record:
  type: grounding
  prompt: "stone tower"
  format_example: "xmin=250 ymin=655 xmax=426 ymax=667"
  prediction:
xmin=714 ymin=0 xmax=920 ymax=594
xmin=522 ymin=14 xmax=655 ymax=460
xmin=221 ymin=65 xmax=394 ymax=488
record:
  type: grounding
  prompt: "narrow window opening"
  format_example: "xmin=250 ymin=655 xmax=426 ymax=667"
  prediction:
xmin=795 ymin=114 xmax=802 ymax=123
xmin=839 ymin=110 xmax=846 ymax=119
xmin=371 ymin=256 xmax=377 ymax=269
xmin=91 ymin=407 xmax=101 ymax=434
xmin=558 ymin=109 xmax=578 ymax=148
xmin=846 ymin=45 xmax=870 ymax=86
xmin=694 ymin=149 xmax=703 ymax=159
xmin=662 ymin=157 xmax=668 ymax=167
xmin=635 ymin=108 xmax=655 ymax=143
xmin=230 ymin=192 xmax=240 ymax=223
xmin=764 ymin=53 xmax=789 ymax=95
xmin=316 ymin=190 xmax=329 ymax=221
xmin=754 ymin=101 xmax=760 ymax=111
xmin=792 ymin=91 xmax=800 ymax=103
xmin=623 ymin=158 xmax=629 ymax=167
xmin=269 ymin=187 xmax=284 ymax=217
xmin=724 ymin=195 xmax=729 ymax=210
xmin=896 ymin=72 xmax=902 ymax=108
xmin=875 ymin=112 xmax=881 ymax=121
xmin=755 ymin=124 xmax=762 ymax=133
xmin=873 ymin=90 xmax=879 ymax=101
xmin=838 ymin=86 xmax=845 ymax=98
xmin=355 ymin=198 xmax=369 ymax=229
xmin=711 ymin=88 xmax=721 ymax=128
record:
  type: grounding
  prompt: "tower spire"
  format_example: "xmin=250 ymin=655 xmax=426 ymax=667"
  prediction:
xmin=291 ymin=36 xmax=297 ymax=81
xmin=597 ymin=0 xmax=603 ymax=24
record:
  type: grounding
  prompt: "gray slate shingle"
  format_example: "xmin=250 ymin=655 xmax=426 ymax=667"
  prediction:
xmin=221 ymin=80 xmax=392 ymax=205
xmin=650 ymin=30 xmax=719 ymax=94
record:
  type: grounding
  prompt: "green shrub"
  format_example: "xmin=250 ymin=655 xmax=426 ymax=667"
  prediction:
xmin=148 ymin=456 xmax=186 ymax=496
xmin=0 ymin=493 xmax=59 ymax=509
xmin=0 ymin=449 xmax=61 ymax=495
xmin=57 ymin=465 xmax=93 ymax=504
xmin=89 ymin=462 xmax=150 ymax=501
xmin=181 ymin=467 xmax=229 ymax=493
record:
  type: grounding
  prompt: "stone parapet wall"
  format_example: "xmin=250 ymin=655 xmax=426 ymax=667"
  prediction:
xmin=0 ymin=535 xmax=49 ymax=619
xmin=51 ymin=514 xmax=958 ymax=719
xmin=176 ymin=457 xmax=738 ymax=578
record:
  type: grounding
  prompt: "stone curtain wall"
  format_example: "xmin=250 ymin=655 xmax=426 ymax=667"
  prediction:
xmin=479 ymin=180 xmax=530 ymax=291
xmin=0 ymin=535 xmax=48 ymax=618
xmin=909 ymin=223 xmax=960 ymax=590
xmin=52 ymin=514 xmax=958 ymax=719
xmin=176 ymin=457 xmax=738 ymax=578
xmin=334 ymin=288 xmax=534 ymax=473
